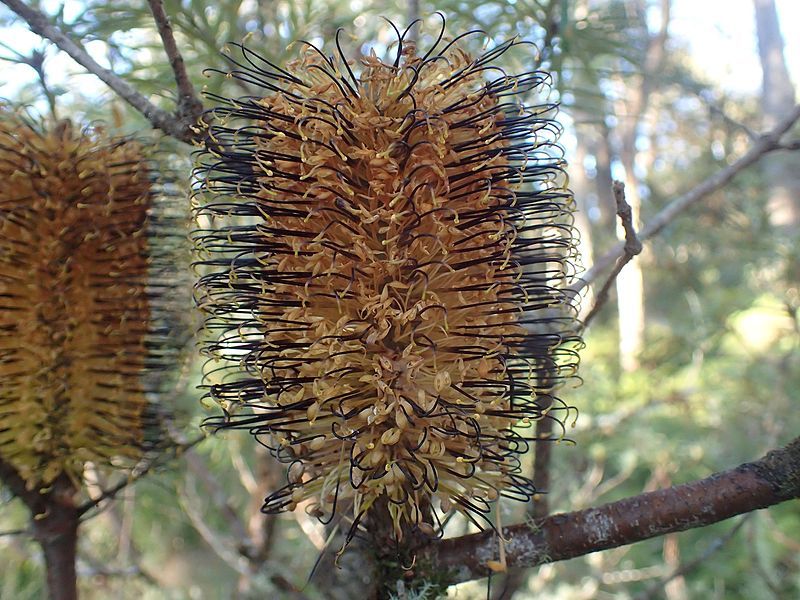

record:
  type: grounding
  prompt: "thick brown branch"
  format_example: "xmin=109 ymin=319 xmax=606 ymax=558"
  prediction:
xmin=573 ymin=103 xmax=800 ymax=294
xmin=0 ymin=0 xmax=199 ymax=142
xmin=33 ymin=478 xmax=80 ymax=600
xmin=146 ymin=0 xmax=204 ymax=121
xmin=0 ymin=461 xmax=79 ymax=600
xmin=423 ymin=436 xmax=800 ymax=586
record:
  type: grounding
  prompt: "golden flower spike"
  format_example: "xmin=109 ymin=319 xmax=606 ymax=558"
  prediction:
xmin=194 ymin=17 xmax=581 ymax=544
xmin=0 ymin=107 xmax=187 ymax=491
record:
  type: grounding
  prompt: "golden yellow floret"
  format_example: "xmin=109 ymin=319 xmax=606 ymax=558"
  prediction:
xmin=196 ymin=26 xmax=580 ymax=538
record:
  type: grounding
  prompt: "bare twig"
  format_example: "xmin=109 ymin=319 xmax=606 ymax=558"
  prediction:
xmin=179 ymin=470 xmax=309 ymax=599
xmin=178 ymin=480 xmax=249 ymax=576
xmin=422 ymin=435 xmax=800 ymax=586
xmin=293 ymin=510 xmax=327 ymax=551
xmin=229 ymin=440 xmax=259 ymax=496
xmin=581 ymin=181 xmax=642 ymax=329
xmin=183 ymin=449 xmax=251 ymax=546
xmin=146 ymin=0 xmax=203 ymax=120
xmin=634 ymin=514 xmax=751 ymax=600
xmin=572 ymin=104 xmax=800 ymax=295
xmin=77 ymin=548 xmax=159 ymax=586
xmin=704 ymin=98 xmax=759 ymax=140
xmin=778 ymin=139 xmax=800 ymax=150
xmin=76 ymin=434 xmax=207 ymax=517
xmin=0 ymin=527 xmax=29 ymax=537
xmin=23 ymin=49 xmax=58 ymax=120
xmin=0 ymin=0 xmax=200 ymax=142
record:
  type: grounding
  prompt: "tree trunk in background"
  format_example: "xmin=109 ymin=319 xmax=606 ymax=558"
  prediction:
xmin=237 ymin=446 xmax=280 ymax=596
xmin=754 ymin=0 xmax=799 ymax=229
xmin=407 ymin=0 xmax=420 ymax=42
xmin=614 ymin=169 xmax=645 ymax=372
xmin=594 ymin=123 xmax=617 ymax=229
xmin=614 ymin=0 xmax=670 ymax=372
xmin=572 ymin=138 xmax=596 ymax=315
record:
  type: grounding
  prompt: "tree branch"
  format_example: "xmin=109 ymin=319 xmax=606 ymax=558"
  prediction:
xmin=422 ymin=435 xmax=800 ymax=586
xmin=178 ymin=480 xmax=249 ymax=576
xmin=583 ymin=181 xmax=642 ymax=329
xmin=572 ymin=103 xmax=800 ymax=295
xmin=146 ymin=0 xmax=204 ymax=121
xmin=183 ymin=448 xmax=252 ymax=547
xmin=32 ymin=478 xmax=79 ymax=600
xmin=0 ymin=460 xmax=79 ymax=600
xmin=76 ymin=434 xmax=206 ymax=517
xmin=581 ymin=181 xmax=643 ymax=329
xmin=0 ymin=0 xmax=200 ymax=142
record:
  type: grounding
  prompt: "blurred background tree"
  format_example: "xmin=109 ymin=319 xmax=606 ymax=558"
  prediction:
xmin=0 ymin=0 xmax=798 ymax=598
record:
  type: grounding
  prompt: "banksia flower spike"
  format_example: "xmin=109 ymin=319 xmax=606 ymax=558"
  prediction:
xmin=0 ymin=107 xmax=184 ymax=492
xmin=195 ymin=19 xmax=580 ymax=541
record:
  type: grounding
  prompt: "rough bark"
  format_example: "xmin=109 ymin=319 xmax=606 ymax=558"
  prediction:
xmin=419 ymin=435 xmax=800 ymax=587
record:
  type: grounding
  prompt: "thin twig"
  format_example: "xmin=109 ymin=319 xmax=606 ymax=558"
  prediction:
xmin=634 ymin=514 xmax=751 ymax=600
xmin=77 ymin=551 xmax=159 ymax=586
xmin=183 ymin=448 xmax=252 ymax=546
xmin=229 ymin=440 xmax=259 ymax=496
xmin=146 ymin=0 xmax=203 ymax=120
xmin=581 ymin=181 xmax=642 ymax=329
xmin=178 ymin=480 xmax=249 ymax=576
xmin=24 ymin=49 xmax=58 ymax=120
xmin=76 ymin=434 xmax=207 ymax=517
xmin=0 ymin=527 xmax=29 ymax=537
xmin=705 ymin=99 xmax=759 ymax=141
xmin=293 ymin=510 xmax=327 ymax=551
xmin=572 ymin=104 xmax=800 ymax=295
xmin=0 ymin=0 xmax=199 ymax=142
xmin=178 ymin=472 xmax=310 ymax=598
